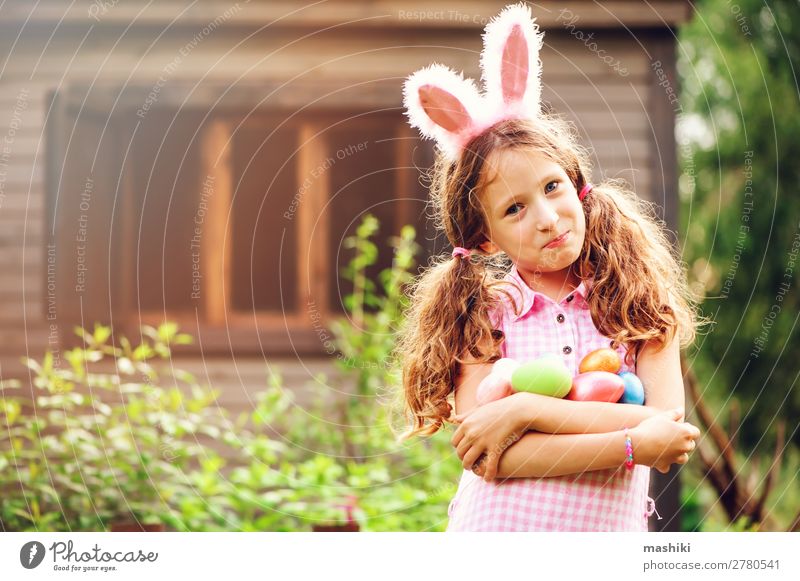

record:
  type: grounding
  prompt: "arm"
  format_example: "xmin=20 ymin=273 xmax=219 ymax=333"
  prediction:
xmin=636 ymin=333 xmax=685 ymax=413
xmin=452 ymin=356 xmax=658 ymax=479
xmin=454 ymin=364 xmax=656 ymax=437
xmin=493 ymin=430 xmax=629 ymax=478
xmin=492 ymin=407 xmax=696 ymax=479
xmin=453 ymin=333 xmax=694 ymax=480
xmin=510 ymin=392 xmax=656 ymax=434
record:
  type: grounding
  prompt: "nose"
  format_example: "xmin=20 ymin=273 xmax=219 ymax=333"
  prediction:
xmin=533 ymin=199 xmax=559 ymax=232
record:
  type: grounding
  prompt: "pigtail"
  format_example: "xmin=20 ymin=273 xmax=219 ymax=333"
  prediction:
xmin=396 ymin=250 xmax=507 ymax=440
xmin=576 ymin=180 xmax=707 ymax=364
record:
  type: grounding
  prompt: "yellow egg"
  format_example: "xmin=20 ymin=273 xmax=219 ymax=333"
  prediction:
xmin=578 ymin=348 xmax=621 ymax=374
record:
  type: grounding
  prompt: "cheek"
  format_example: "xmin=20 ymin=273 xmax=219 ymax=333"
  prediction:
xmin=575 ymin=218 xmax=586 ymax=241
xmin=569 ymin=207 xmax=587 ymax=242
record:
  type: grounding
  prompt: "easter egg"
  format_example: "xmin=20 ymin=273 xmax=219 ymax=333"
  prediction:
xmin=578 ymin=348 xmax=621 ymax=374
xmin=511 ymin=355 xmax=572 ymax=398
xmin=476 ymin=373 xmax=512 ymax=406
xmin=619 ymin=371 xmax=645 ymax=405
xmin=568 ymin=371 xmax=625 ymax=402
xmin=492 ymin=358 xmax=521 ymax=383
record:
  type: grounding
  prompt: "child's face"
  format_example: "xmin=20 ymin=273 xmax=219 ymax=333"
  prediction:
xmin=478 ymin=148 xmax=586 ymax=285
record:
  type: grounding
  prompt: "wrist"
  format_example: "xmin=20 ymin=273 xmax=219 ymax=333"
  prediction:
xmin=623 ymin=428 xmax=635 ymax=469
xmin=628 ymin=426 xmax=646 ymax=466
xmin=508 ymin=391 xmax=536 ymax=431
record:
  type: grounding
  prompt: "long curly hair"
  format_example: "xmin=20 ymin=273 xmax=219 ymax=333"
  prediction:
xmin=396 ymin=116 xmax=706 ymax=439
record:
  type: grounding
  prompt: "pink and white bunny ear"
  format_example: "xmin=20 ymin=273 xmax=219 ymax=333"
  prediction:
xmin=480 ymin=2 xmax=544 ymax=118
xmin=403 ymin=64 xmax=485 ymax=160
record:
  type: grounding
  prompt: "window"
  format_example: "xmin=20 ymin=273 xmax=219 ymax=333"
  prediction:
xmin=47 ymin=87 xmax=435 ymax=354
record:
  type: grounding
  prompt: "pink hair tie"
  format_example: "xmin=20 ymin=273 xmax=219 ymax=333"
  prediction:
xmin=578 ymin=183 xmax=593 ymax=201
xmin=452 ymin=247 xmax=472 ymax=259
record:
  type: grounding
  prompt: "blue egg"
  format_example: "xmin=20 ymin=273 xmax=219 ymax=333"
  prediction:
xmin=619 ymin=371 xmax=645 ymax=405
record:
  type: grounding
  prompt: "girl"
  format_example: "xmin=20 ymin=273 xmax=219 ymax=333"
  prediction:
xmin=396 ymin=3 xmax=704 ymax=531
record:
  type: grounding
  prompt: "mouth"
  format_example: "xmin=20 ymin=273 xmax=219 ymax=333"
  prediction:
xmin=544 ymin=231 xmax=570 ymax=249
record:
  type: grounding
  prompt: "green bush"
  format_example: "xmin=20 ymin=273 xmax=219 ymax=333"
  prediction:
xmin=0 ymin=216 xmax=462 ymax=531
xmin=256 ymin=215 xmax=463 ymax=531
xmin=0 ymin=323 xmax=230 ymax=530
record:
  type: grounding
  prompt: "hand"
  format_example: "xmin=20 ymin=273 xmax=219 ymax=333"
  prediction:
xmin=451 ymin=393 xmax=526 ymax=482
xmin=471 ymin=454 xmax=488 ymax=478
xmin=630 ymin=408 xmax=701 ymax=474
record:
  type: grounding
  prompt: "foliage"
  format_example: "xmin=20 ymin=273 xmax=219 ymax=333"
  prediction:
xmin=0 ymin=323 xmax=228 ymax=531
xmin=676 ymin=0 xmax=800 ymax=530
xmin=678 ymin=0 xmax=800 ymax=446
xmin=267 ymin=215 xmax=463 ymax=531
xmin=0 ymin=216 xmax=462 ymax=531
xmin=681 ymin=444 xmax=800 ymax=532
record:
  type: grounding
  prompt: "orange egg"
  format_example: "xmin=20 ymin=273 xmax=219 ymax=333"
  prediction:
xmin=578 ymin=348 xmax=621 ymax=374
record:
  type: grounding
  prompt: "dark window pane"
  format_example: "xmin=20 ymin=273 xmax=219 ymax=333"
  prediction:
xmin=325 ymin=114 xmax=400 ymax=315
xmin=132 ymin=111 xmax=204 ymax=313
xmin=231 ymin=118 xmax=298 ymax=312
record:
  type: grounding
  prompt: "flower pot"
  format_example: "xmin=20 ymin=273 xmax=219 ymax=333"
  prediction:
xmin=311 ymin=495 xmax=360 ymax=531
xmin=311 ymin=522 xmax=359 ymax=532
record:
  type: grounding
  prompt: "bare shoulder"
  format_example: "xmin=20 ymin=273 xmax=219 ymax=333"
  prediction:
xmin=453 ymin=334 xmax=497 ymax=416
xmin=636 ymin=331 xmax=684 ymax=411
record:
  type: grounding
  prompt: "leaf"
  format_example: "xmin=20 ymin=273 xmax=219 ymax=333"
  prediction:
xmin=132 ymin=343 xmax=155 ymax=362
xmin=117 ymin=358 xmax=135 ymax=375
xmin=93 ymin=324 xmax=112 ymax=345
xmin=158 ymin=322 xmax=179 ymax=344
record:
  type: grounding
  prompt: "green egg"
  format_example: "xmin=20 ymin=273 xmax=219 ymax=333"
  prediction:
xmin=511 ymin=355 xmax=572 ymax=398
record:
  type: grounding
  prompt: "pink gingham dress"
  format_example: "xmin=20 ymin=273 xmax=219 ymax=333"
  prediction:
xmin=446 ymin=264 xmax=655 ymax=532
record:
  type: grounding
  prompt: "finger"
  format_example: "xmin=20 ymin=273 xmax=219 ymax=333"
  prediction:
xmin=451 ymin=427 xmax=463 ymax=448
xmin=456 ymin=439 xmax=472 ymax=461
xmin=483 ymin=453 xmax=499 ymax=482
xmin=452 ymin=422 xmax=469 ymax=446
xmin=462 ymin=447 xmax=485 ymax=471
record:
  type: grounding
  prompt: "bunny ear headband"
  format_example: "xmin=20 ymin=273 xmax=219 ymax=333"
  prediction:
xmin=403 ymin=2 xmax=544 ymax=161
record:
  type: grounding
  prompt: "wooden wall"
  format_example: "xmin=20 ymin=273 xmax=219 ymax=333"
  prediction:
xmin=0 ymin=0 xmax=686 ymax=386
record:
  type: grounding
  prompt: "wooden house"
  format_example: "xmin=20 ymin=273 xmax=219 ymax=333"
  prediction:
xmin=0 ymin=0 xmax=692 ymax=530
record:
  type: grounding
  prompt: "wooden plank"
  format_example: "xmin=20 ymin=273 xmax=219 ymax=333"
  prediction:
xmin=0 ymin=253 xmax=42 ymax=269
xmin=0 ymin=135 xmax=44 ymax=156
xmin=394 ymin=124 xmax=414 ymax=235
xmin=0 ymin=29 xmax=657 ymax=82
xmin=296 ymin=121 xmax=330 ymax=321
xmin=0 ymin=217 xmax=43 ymax=236
xmin=646 ymin=31 xmax=680 ymax=230
xmin=0 ymin=164 xmax=43 ymax=184
xmin=199 ymin=119 xmax=234 ymax=325
xmin=114 ymin=120 xmax=135 ymax=322
xmin=0 ymin=193 xmax=44 ymax=211
xmin=0 ymin=1 xmax=694 ymax=29
xmin=109 ymin=320 xmax=338 ymax=356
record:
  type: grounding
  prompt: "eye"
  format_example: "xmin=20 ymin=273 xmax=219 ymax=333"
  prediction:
xmin=545 ymin=180 xmax=560 ymax=194
xmin=505 ymin=203 xmax=523 ymax=216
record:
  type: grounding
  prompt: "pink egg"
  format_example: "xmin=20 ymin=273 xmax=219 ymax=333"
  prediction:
xmin=567 ymin=371 xmax=625 ymax=402
xmin=476 ymin=373 xmax=512 ymax=406
xmin=491 ymin=358 xmax=521 ymax=383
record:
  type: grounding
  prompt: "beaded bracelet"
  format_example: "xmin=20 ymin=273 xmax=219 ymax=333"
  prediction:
xmin=623 ymin=428 xmax=635 ymax=470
